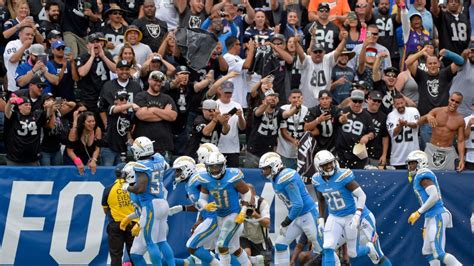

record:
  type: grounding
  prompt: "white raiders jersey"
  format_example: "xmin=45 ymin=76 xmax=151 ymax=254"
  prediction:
xmin=386 ymin=107 xmax=420 ymax=166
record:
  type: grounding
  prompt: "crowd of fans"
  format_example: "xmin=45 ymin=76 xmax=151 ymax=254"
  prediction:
xmin=0 ymin=0 xmax=473 ymax=173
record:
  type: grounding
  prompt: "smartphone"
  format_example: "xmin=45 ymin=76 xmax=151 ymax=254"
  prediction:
xmin=227 ymin=107 xmax=238 ymax=116
xmin=64 ymin=47 xmax=71 ymax=57
xmin=38 ymin=54 xmax=48 ymax=64
xmin=55 ymin=97 xmax=62 ymax=104
xmin=268 ymin=74 xmax=275 ymax=83
xmin=26 ymin=16 xmax=33 ymax=21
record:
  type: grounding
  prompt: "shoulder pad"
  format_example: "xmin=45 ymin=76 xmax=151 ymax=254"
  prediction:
xmin=188 ymin=173 xmax=202 ymax=186
xmin=334 ymin=169 xmax=353 ymax=183
xmin=311 ymin=173 xmax=322 ymax=186
xmin=415 ymin=168 xmax=435 ymax=180
xmin=277 ymin=169 xmax=296 ymax=185
xmin=227 ymin=168 xmax=243 ymax=183
xmin=132 ymin=162 xmax=148 ymax=171
xmin=196 ymin=172 xmax=212 ymax=184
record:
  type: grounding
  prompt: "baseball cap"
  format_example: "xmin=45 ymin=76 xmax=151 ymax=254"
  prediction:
xmin=116 ymin=59 xmax=132 ymax=68
xmin=115 ymin=90 xmax=129 ymax=99
xmin=30 ymin=44 xmax=45 ymax=56
xmin=351 ymin=89 xmax=365 ymax=100
xmin=264 ymin=89 xmax=279 ymax=97
xmin=202 ymin=99 xmax=217 ymax=110
xmin=151 ymin=55 xmax=162 ymax=62
xmin=347 ymin=11 xmax=357 ymax=19
xmin=52 ymin=40 xmax=65 ymax=50
xmin=318 ymin=90 xmax=332 ymax=98
xmin=30 ymin=75 xmax=47 ymax=87
xmin=124 ymin=25 xmax=143 ymax=42
xmin=88 ymin=32 xmax=102 ymax=42
xmin=353 ymin=80 xmax=369 ymax=90
xmin=175 ymin=65 xmax=190 ymax=75
xmin=318 ymin=2 xmax=330 ymax=10
xmin=409 ymin=12 xmax=422 ymax=20
xmin=47 ymin=30 xmax=62 ymax=39
xmin=17 ymin=96 xmax=31 ymax=106
xmin=44 ymin=92 xmax=54 ymax=100
xmin=366 ymin=47 xmax=378 ymax=54
xmin=341 ymin=49 xmax=356 ymax=60
xmin=383 ymin=66 xmax=399 ymax=76
xmin=312 ymin=43 xmax=325 ymax=52
xmin=149 ymin=70 xmax=166 ymax=81
xmin=222 ymin=81 xmax=234 ymax=93
xmin=105 ymin=6 xmax=125 ymax=16
xmin=270 ymin=34 xmax=286 ymax=42
xmin=368 ymin=90 xmax=383 ymax=101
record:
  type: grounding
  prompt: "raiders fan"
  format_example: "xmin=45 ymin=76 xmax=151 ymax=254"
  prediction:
xmin=101 ymin=6 xmax=127 ymax=56
xmin=132 ymin=0 xmax=168 ymax=52
xmin=303 ymin=2 xmax=340 ymax=52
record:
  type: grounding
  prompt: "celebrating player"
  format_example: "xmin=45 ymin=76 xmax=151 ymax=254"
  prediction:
xmin=312 ymin=150 xmax=391 ymax=266
xmin=198 ymin=151 xmax=252 ymax=265
xmin=121 ymin=137 xmax=175 ymax=266
xmin=406 ymin=150 xmax=462 ymax=266
xmin=259 ymin=152 xmax=323 ymax=266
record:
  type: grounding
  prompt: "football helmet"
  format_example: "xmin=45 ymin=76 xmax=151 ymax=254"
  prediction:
xmin=314 ymin=150 xmax=339 ymax=176
xmin=121 ymin=162 xmax=138 ymax=184
xmin=131 ymin=136 xmax=154 ymax=160
xmin=259 ymin=152 xmax=284 ymax=179
xmin=406 ymin=150 xmax=429 ymax=176
xmin=196 ymin=143 xmax=219 ymax=164
xmin=172 ymin=156 xmax=196 ymax=186
xmin=205 ymin=151 xmax=226 ymax=179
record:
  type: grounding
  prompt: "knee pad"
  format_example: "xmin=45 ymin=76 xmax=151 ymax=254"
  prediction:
xmin=274 ymin=243 xmax=288 ymax=252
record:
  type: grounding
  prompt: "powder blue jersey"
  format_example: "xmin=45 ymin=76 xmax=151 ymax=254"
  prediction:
xmin=312 ymin=168 xmax=369 ymax=217
xmin=199 ymin=168 xmax=244 ymax=217
xmin=129 ymin=192 xmax=142 ymax=217
xmin=413 ymin=168 xmax=445 ymax=218
xmin=186 ymin=172 xmax=217 ymax=219
xmin=272 ymin=168 xmax=316 ymax=221
xmin=134 ymin=153 xmax=169 ymax=204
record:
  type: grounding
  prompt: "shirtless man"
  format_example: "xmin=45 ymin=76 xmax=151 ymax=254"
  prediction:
xmin=418 ymin=92 xmax=465 ymax=171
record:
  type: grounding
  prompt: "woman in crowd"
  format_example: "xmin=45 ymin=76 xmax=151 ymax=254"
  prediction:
xmin=244 ymin=10 xmax=273 ymax=43
xmin=3 ymin=0 xmax=42 ymax=43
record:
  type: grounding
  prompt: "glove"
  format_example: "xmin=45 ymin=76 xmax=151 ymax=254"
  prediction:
xmin=408 ymin=211 xmax=421 ymax=225
xmin=350 ymin=210 xmax=361 ymax=230
xmin=204 ymin=202 xmax=218 ymax=212
xmin=122 ymin=183 xmax=129 ymax=192
xmin=235 ymin=210 xmax=246 ymax=224
xmin=279 ymin=225 xmax=288 ymax=237
xmin=131 ymin=223 xmax=140 ymax=236
xmin=120 ymin=216 xmax=132 ymax=231
xmin=317 ymin=217 xmax=325 ymax=237
xmin=169 ymin=205 xmax=184 ymax=216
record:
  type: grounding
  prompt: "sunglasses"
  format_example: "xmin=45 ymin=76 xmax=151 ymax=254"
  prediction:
xmin=318 ymin=8 xmax=330 ymax=12
xmin=111 ymin=11 xmax=123 ymax=15
xmin=204 ymin=109 xmax=215 ymax=112
xmin=55 ymin=46 xmax=65 ymax=51
xmin=118 ymin=96 xmax=128 ymax=101
xmin=313 ymin=50 xmax=324 ymax=54
xmin=366 ymin=52 xmax=377 ymax=57
xmin=352 ymin=99 xmax=364 ymax=104
xmin=273 ymin=42 xmax=283 ymax=45
xmin=371 ymin=99 xmax=382 ymax=103
xmin=385 ymin=73 xmax=397 ymax=78
xmin=356 ymin=4 xmax=368 ymax=8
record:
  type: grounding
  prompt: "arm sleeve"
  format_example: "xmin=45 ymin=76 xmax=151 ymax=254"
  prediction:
xmin=286 ymin=182 xmax=304 ymax=220
xmin=418 ymin=185 xmax=439 ymax=213
xmin=351 ymin=186 xmax=366 ymax=210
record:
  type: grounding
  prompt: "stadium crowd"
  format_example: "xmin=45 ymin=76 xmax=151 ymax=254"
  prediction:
xmin=0 ymin=0 xmax=471 ymax=265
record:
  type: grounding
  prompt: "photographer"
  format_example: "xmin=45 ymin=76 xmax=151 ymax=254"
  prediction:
xmin=240 ymin=184 xmax=272 ymax=266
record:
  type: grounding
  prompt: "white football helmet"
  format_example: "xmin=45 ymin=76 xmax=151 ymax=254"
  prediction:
xmin=131 ymin=136 xmax=154 ymax=160
xmin=259 ymin=152 xmax=284 ymax=179
xmin=121 ymin=162 xmax=138 ymax=184
xmin=406 ymin=150 xmax=429 ymax=176
xmin=172 ymin=156 xmax=196 ymax=185
xmin=314 ymin=150 xmax=339 ymax=176
xmin=196 ymin=143 xmax=219 ymax=164
xmin=205 ymin=151 xmax=226 ymax=179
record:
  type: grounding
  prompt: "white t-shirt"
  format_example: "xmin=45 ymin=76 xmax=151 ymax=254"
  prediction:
xmin=116 ymin=42 xmax=152 ymax=66
xmin=276 ymin=104 xmax=308 ymax=158
xmin=463 ymin=115 xmax=474 ymax=162
xmin=216 ymin=99 xmax=244 ymax=153
xmin=223 ymin=53 xmax=249 ymax=108
xmin=297 ymin=52 xmax=336 ymax=108
xmin=386 ymin=107 xmax=420 ymax=166
xmin=154 ymin=0 xmax=179 ymax=30
xmin=348 ymin=43 xmax=392 ymax=71
xmin=3 ymin=39 xmax=28 ymax=92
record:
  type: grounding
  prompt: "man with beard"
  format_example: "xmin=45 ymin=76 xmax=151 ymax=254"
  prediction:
xmin=386 ymin=94 xmax=420 ymax=169
xmin=101 ymin=6 xmax=127 ymax=57
xmin=109 ymin=0 xmax=143 ymax=24
xmin=418 ymin=92 xmax=465 ymax=171
xmin=132 ymin=0 xmax=168 ymax=52
xmin=304 ymin=90 xmax=339 ymax=153
xmin=450 ymin=43 xmax=474 ymax=117
xmin=115 ymin=25 xmax=152 ymax=65
xmin=47 ymin=40 xmax=80 ymax=101
xmin=372 ymin=55 xmax=403 ymax=114
xmin=176 ymin=0 xmax=211 ymax=29
xmin=304 ymin=3 xmax=340 ymax=52
xmin=375 ymin=0 xmax=401 ymax=68
xmin=406 ymin=46 xmax=464 ymax=149
xmin=330 ymin=49 xmax=355 ymax=105
xmin=39 ymin=1 xmax=61 ymax=39
xmin=77 ymin=33 xmax=117 ymax=115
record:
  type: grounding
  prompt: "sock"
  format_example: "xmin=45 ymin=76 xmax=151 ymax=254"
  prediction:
xmin=230 ymin=254 xmax=240 ymax=266
xmin=236 ymin=249 xmax=249 ymax=265
xmin=174 ymin=259 xmax=185 ymax=266
xmin=194 ymin=247 xmax=214 ymax=263
xmin=428 ymin=260 xmax=441 ymax=266
xmin=220 ymin=253 xmax=231 ymax=265
xmin=322 ymin=248 xmax=336 ymax=266
xmin=158 ymin=242 xmax=175 ymax=266
xmin=357 ymin=245 xmax=370 ymax=256
xmin=210 ymin=258 xmax=221 ymax=266
xmin=147 ymin=243 xmax=162 ymax=266
xmin=130 ymin=254 xmax=147 ymax=266
xmin=442 ymin=253 xmax=462 ymax=266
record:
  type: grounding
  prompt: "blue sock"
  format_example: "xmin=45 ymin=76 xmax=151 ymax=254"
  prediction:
xmin=147 ymin=243 xmax=162 ymax=266
xmin=230 ymin=254 xmax=240 ymax=266
xmin=158 ymin=241 xmax=176 ymax=266
xmin=357 ymin=246 xmax=369 ymax=257
xmin=323 ymin=248 xmax=335 ymax=266
xmin=130 ymin=254 xmax=147 ymax=266
xmin=174 ymin=258 xmax=186 ymax=266
xmin=194 ymin=247 xmax=214 ymax=263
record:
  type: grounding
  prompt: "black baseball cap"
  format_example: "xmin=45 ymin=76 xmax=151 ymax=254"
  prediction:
xmin=368 ymin=90 xmax=383 ymax=101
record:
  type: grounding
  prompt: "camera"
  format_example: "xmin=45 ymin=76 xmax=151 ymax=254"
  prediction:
xmin=246 ymin=205 xmax=255 ymax=217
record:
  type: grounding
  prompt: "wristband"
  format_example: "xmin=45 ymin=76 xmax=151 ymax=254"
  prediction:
xmin=73 ymin=157 xmax=83 ymax=166
xmin=281 ymin=216 xmax=292 ymax=227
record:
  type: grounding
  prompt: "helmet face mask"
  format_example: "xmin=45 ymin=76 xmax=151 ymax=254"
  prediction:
xmin=172 ymin=156 xmax=196 ymax=186
xmin=406 ymin=150 xmax=428 ymax=176
xmin=205 ymin=152 xmax=226 ymax=179
xmin=314 ymin=150 xmax=338 ymax=177
xmin=258 ymin=152 xmax=283 ymax=179
xmin=121 ymin=162 xmax=137 ymax=184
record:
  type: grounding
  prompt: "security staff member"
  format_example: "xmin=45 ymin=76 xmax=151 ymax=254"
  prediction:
xmin=102 ymin=163 xmax=136 ymax=266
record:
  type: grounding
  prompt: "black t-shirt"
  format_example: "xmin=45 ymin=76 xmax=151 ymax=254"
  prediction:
xmin=335 ymin=106 xmax=375 ymax=153
xmin=76 ymin=52 xmax=114 ymax=110
xmin=366 ymin=109 xmax=388 ymax=159
xmin=305 ymin=105 xmax=339 ymax=151
xmin=99 ymin=79 xmax=143 ymax=114
xmin=375 ymin=13 xmax=401 ymax=59
xmin=179 ymin=7 xmax=207 ymax=29
xmin=357 ymin=67 xmax=374 ymax=91
xmin=41 ymin=111 xmax=66 ymax=153
xmin=434 ymin=10 xmax=471 ymax=56
xmin=67 ymin=138 xmax=99 ymax=164
xmin=39 ymin=21 xmax=62 ymax=39
xmin=109 ymin=0 xmax=144 ymax=24
xmin=187 ymin=115 xmax=223 ymax=157
xmin=61 ymin=0 xmax=99 ymax=37
xmin=6 ymin=110 xmax=47 ymax=162
xmin=49 ymin=60 xmax=76 ymax=101
xmin=373 ymin=80 xmax=396 ymax=115
xmin=303 ymin=21 xmax=340 ymax=52
xmin=287 ymin=56 xmax=301 ymax=91
xmin=133 ymin=91 xmax=177 ymax=152
xmin=132 ymin=17 xmax=168 ymax=52
xmin=15 ymin=89 xmax=45 ymax=112
xmin=414 ymin=67 xmax=454 ymax=116
xmin=248 ymin=108 xmax=283 ymax=157
xmin=103 ymin=106 xmax=133 ymax=153
xmin=163 ymin=83 xmax=193 ymax=133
